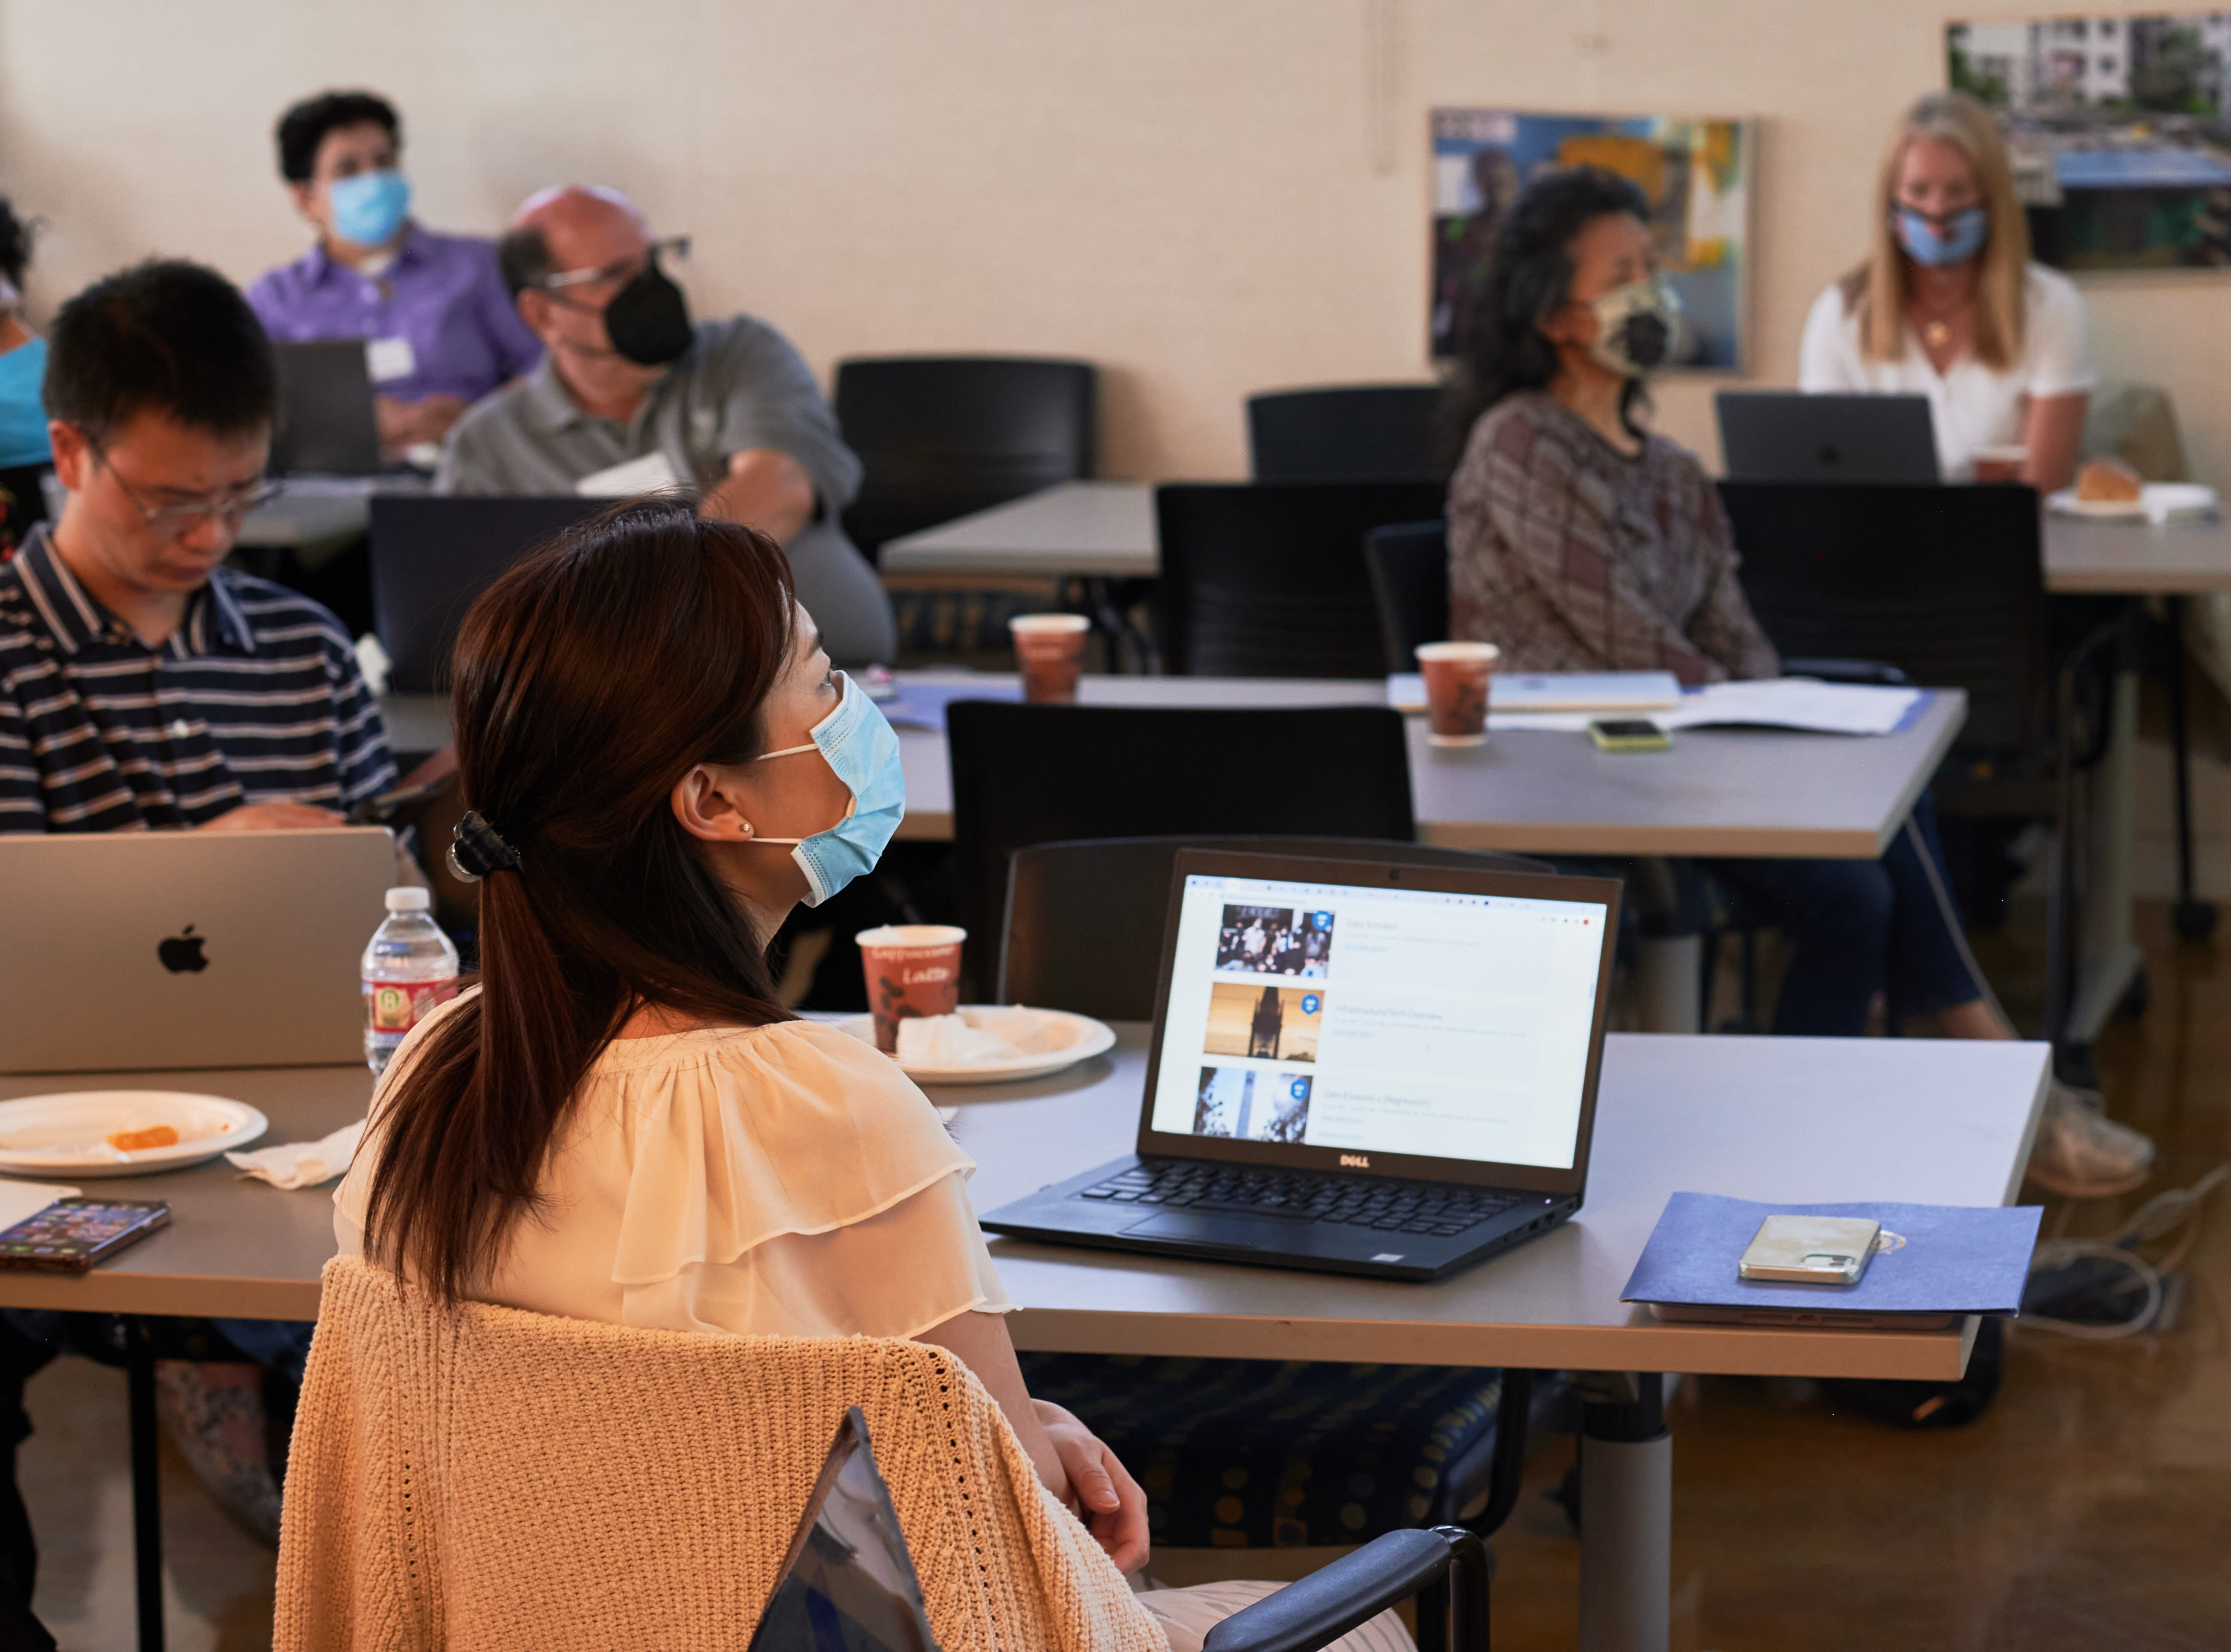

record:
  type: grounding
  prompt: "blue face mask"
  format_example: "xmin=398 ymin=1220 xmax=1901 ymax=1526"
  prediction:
xmin=329 ymin=169 xmax=411 ymax=248
xmin=749 ymin=672 xmax=905 ymax=908
xmin=1895 ymin=205 xmax=1988 ymax=268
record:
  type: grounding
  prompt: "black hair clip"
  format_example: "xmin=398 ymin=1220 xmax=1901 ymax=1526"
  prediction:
xmin=447 ymin=811 xmax=522 ymax=883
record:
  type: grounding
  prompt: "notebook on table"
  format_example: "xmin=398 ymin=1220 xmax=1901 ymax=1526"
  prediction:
xmin=979 ymin=849 xmax=1622 ymax=1282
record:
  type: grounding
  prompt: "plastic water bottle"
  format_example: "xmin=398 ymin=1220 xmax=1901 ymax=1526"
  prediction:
xmin=362 ymin=888 xmax=460 ymax=1077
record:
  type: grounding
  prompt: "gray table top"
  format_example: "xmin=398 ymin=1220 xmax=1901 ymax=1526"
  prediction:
xmin=880 ymin=481 xmax=1156 ymax=579
xmin=2040 ymin=511 xmax=2231 ymax=594
xmin=380 ymin=675 xmax=1965 ymax=860
xmin=0 ymin=1027 xmax=2047 ymax=1379
xmin=878 ymin=479 xmax=2231 ymax=597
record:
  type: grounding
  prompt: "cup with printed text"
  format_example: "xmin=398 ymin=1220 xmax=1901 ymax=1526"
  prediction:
xmin=1009 ymin=613 xmax=1092 ymax=704
xmin=856 ymin=924 xmax=968 ymax=1053
xmin=1415 ymin=641 xmax=1499 ymax=746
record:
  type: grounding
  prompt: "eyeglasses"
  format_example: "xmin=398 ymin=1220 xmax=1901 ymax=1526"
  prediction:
xmin=91 ymin=442 xmax=279 ymax=538
xmin=537 ymin=234 xmax=692 ymax=293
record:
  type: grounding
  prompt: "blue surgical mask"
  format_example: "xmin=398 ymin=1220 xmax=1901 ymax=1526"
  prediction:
xmin=329 ymin=169 xmax=412 ymax=248
xmin=749 ymin=672 xmax=905 ymax=907
xmin=1895 ymin=205 xmax=1988 ymax=268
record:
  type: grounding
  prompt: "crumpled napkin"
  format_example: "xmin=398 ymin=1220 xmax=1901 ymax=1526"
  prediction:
xmin=225 ymin=1119 xmax=365 ymax=1189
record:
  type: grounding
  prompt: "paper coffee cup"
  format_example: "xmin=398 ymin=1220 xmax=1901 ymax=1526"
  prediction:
xmin=1415 ymin=641 xmax=1499 ymax=746
xmin=1009 ymin=613 xmax=1090 ymax=704
xmin=1972 ymin=445 xmax=2027 ymax=483
xmin=856 ymin=924 xmax=967 ymax=1053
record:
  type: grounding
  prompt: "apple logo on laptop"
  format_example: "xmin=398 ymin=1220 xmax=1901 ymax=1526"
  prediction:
xmin=158 ymin=925 xmax=209 ymax=974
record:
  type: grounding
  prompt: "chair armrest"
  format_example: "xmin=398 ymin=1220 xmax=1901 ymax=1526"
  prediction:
xmin=1781 ymin=657 xmax=1912 ymax=687
xmin=1202 ymin=1526 xmax=1489 ymax=1652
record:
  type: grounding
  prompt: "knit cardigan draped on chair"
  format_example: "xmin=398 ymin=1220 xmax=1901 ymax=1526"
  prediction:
xmin=276 ymin=1256 xmax=1167 ymax=1652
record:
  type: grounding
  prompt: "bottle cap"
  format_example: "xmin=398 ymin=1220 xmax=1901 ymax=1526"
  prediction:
xmin=385 ymin=886 xmax=433 ymax=912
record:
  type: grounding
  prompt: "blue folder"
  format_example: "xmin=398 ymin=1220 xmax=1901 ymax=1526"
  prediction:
xmin=1620 ymin=1192 xmax=2042 ymax=1317
xmin=881 ymin=678 xmax=1022 ymax=731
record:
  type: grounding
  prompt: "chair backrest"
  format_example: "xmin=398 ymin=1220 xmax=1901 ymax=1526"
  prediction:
xmin=370 ymin=495 xmax=607 ymax=691
xmin=1246 ymin=384 xmax=1444 ymax=483
xmin=2081 ymin=378 xmax=2190 ymax=482
xmin=833 ymin=357 xmax=1097 ymax=559
xmin=1362 ymin=520 xmax=1450 ymax=674
xmin=1155 ymin=481 xmax=1449 ymax=677
xmin=1716 ymin=481 xmax=2047 ymax=753
xmin=277 ymin=1256 xmax=1162 ymax=1652
xmin=947 ymin=701 xmax=1415 ymax=984
xmin=1001 ymin=835 xmax=1553 ymax=1020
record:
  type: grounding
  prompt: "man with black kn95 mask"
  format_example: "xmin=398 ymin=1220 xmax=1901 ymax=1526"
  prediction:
xmin=437 ymin=185 xmax=895 ymax=666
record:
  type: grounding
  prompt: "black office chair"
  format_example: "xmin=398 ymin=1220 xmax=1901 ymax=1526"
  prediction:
xmin=1718 ymin=482 xmax=2111 ymax=1041
xmin=947 ymin=701 xmax=1413 ymax=987
xmin=1363 ymin=519 xmax=1451 ymax=673
xmin=1247 ymin=384 xmax=1445 ymax=483
xmin=831 ymin=356 xmax=1097 ymax=560
xmin=1155 ymin=482 xmax=1448 ymax=677
xmin=999 ymin=833 xmax=1551 ymax=1020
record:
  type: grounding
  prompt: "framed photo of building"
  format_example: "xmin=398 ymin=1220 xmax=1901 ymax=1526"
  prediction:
xmin=1948 ymin=13 xmax=2231 ymax=268
xmin=1429 ymin=110 xmax=1753 ymax=368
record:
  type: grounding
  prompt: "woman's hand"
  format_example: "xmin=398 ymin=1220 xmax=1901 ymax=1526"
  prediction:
xmin=1033 ymin=1400 xmax=1150 ymax=1572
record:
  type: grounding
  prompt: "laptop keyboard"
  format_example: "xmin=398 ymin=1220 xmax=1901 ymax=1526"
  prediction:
xmin=1078 ymin=1160 xmax=1519 ymax=1238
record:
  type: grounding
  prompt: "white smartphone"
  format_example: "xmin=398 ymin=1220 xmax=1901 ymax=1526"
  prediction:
xmin=1737 ymin=1214 xmax=1882 ymax=1285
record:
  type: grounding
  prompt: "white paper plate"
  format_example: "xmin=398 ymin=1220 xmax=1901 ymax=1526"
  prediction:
xmin=2047 ymin=483 xmax=2220 ymax=521
xmin=0 ymin=1091 xmax=269 ymax=1179
xmin=831 ymin=1007 xmax=1117 ymax=1085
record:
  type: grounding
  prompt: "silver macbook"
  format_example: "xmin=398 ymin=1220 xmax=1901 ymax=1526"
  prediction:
xmin=981 ymin=849 xmax=1622 ymax=1282
xmin=0 ymin=828 xmax=397 ymax=1072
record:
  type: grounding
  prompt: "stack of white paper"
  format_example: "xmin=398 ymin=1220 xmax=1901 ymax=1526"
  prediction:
xmin=1665 ymin=679 xmax=1921 ymax=736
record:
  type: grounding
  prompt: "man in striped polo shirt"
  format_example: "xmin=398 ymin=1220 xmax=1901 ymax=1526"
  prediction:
xmin=0 ymin=259 xmax=394 ymax=830
xmin=0 ymin=261 xmax=395 ymax=1645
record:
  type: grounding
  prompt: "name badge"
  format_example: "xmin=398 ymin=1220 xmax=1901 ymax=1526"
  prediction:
xmin=365 ymin=336 xmax=417 ymax=384
xmin=575 ymin=450 xmax=683 ymax=498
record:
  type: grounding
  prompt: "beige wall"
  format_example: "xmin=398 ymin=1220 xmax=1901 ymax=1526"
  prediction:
xmin=7 ymin=0 xmax=2231 ymax=484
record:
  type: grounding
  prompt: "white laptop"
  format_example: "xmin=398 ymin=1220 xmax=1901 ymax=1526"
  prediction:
xmin=0 ymin=829 xmax=398 ymax=1073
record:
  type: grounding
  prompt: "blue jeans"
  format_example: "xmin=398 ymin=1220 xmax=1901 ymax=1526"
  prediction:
xmin=1706 ymin=794 xmax=1983 ymax=1037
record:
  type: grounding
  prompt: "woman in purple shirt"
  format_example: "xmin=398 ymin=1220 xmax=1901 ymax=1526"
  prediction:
xmin=246 ymin=91 xmax=541 ymax=453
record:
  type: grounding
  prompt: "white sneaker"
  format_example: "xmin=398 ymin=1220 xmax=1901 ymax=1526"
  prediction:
xmin=2026 ymin=1081 xmax=2157 ymax=1199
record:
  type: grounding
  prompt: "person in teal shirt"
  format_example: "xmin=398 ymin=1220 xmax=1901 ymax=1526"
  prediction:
xmin=0 ymin=199 xmax=51 ymax=558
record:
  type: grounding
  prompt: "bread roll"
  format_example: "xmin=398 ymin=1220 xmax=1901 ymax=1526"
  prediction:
xmin=2077 ymin=457 xmax=2144 ymax=504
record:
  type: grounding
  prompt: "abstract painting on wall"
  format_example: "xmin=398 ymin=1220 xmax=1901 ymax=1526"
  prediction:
xmin=1429 ymin=110 xmax=1752 ymax=368
xmin=1948 ymin=13 xmax=2231 ymax=268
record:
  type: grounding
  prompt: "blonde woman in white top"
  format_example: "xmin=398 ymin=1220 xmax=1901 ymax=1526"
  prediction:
xmin=333 ymin=500 xmax=1410 ymax=1651
xmin=1799 ymin=90 xmax=2095 ymax=491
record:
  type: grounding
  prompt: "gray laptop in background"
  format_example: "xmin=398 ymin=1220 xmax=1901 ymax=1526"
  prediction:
xmin=271 ymin=340 xmax=384 ymax=477
xmin=1716 ymin=391 xmax=1941 ymax=484
xmin=0 ymin=829 xmax=397 ymax=1072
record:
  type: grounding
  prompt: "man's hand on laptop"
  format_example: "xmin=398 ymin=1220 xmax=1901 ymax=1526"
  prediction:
xmin=197 ymin=803 xmax=347 ymax=832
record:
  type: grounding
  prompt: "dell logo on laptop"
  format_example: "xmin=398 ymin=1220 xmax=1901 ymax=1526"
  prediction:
xmin=1340 ymin=1153 xmax=1370 ymax=1169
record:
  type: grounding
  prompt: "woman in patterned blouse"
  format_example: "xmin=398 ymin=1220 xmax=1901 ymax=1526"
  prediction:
xmin=1433 ymin=165 xmax=2148 ymax=1195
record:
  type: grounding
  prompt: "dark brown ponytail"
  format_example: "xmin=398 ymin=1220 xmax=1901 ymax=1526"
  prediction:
xmin=362 ymin=498 xmax=797 ymax=1301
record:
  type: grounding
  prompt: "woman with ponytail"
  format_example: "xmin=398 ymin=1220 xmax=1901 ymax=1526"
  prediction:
xmin=332 ymin=498 xmax=1154 ymax=1567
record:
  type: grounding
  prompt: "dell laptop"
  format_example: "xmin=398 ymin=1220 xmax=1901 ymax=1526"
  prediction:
xmin=369 ymin=495 xmax=605 ymax=692
xmin=0 ymin=828 xmax=397 ymax=1073
xmin=1716 ymin=390 xmax=1941 ymax=485
xmin=271 ymin=340 xmax=385 ymax=477
xmin=980 ymin=849 xmax=1622 ymax=1281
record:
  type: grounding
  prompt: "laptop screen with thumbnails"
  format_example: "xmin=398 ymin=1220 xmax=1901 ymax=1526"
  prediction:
xmin=1135 ymin=853 xmax=1621 ymax=1196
